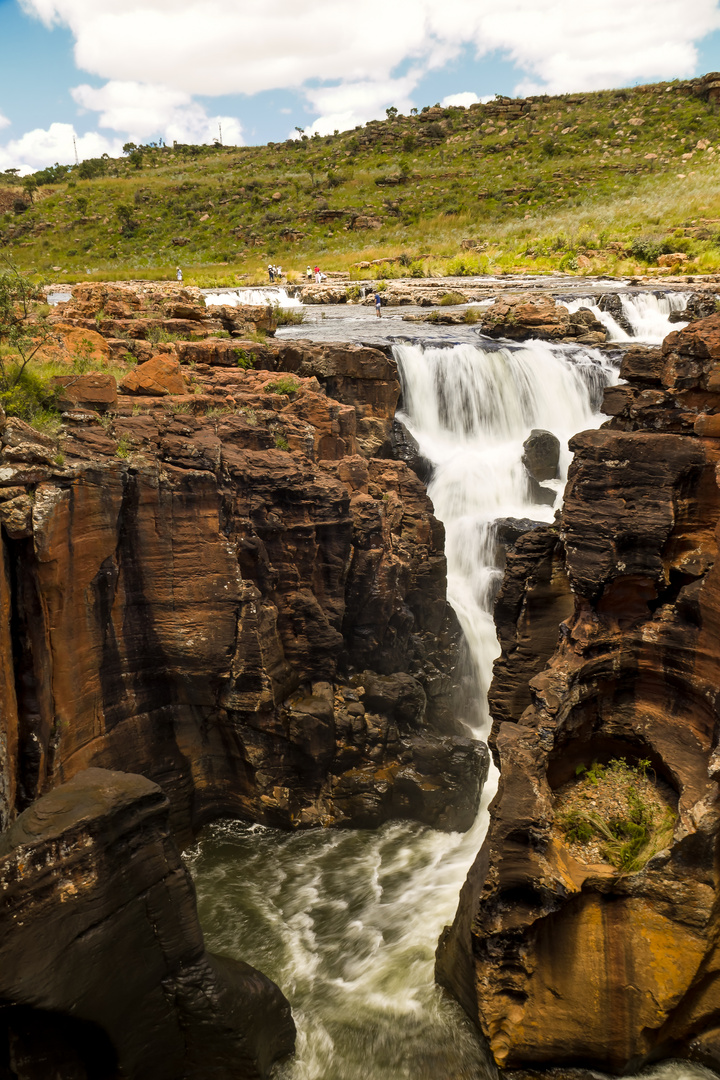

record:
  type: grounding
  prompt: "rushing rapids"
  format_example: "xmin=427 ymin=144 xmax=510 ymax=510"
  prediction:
xmin=188 ymin=335 xmax=617 ymax=1078
xmin=561 ymin=290 xmax=689 ymax=343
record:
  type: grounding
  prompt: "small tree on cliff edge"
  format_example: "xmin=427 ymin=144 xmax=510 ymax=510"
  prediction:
xmin=0 ymin=260 xmax=52 ymax=402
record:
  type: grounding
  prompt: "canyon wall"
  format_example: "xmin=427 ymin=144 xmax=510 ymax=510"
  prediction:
xmin=0 ymin=286 xmax=486 ymax=1078
xmin=437 ymin=315 xmax=720 ymax=1073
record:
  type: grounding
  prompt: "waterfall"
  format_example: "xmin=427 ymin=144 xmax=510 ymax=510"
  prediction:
xmin=619 ymin=290 xmax=689 ymax=340
xmin=395 ymin=340 xmax=616 ymax=733
xmin=560 ymin=291 xmax=688 ymax=343
xmin=205 ymin=286 xmax=303 ymax=308
xmin=187 ymin=339 xmax=623 ymax=1079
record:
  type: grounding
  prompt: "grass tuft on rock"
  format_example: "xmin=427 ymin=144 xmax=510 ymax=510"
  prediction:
xmin=555 ymin=757 xmax=676 ymax=873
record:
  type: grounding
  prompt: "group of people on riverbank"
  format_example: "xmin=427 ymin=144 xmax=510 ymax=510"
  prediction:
xmin=267 ymin=264 xmax=284 ymax=282
xmin=307 ymin=265 xmax=327 ymax=284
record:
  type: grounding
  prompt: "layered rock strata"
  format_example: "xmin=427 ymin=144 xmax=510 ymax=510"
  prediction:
xmin=437 ymin=312 xmax=720 ymax=1073
xmin=0 ymin=290 xmax=489 ymax=1078
xmin=1 ymin=298 xmax=485 ymax=843
xmin=0 ymin=768 xmax=295 ymax=1080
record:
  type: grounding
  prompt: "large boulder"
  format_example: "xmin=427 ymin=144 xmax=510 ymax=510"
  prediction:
xmin=480 ymin=294 xmax=607 ymax=344
xmin=522 ymin=428 xmax=560 ymax=482
xmin=120 ymin=356 xmax=188 ymax=396
xmin=52 ymin=371 xmax=118 ymax=412
xmin=0 ymin=768 xmax=295 ymax=1079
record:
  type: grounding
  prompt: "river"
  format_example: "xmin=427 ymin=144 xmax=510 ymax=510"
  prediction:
xmin=185 ymin=285 xmax=709 ymax=1079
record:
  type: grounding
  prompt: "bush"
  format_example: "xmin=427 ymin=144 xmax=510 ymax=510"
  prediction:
xmin=439 ymin=291 xmax=466 ymax=305
xmin=444 ymin=254 xmax=485 ymax=276
xmin=0 ymin=363 xmax=60 ymax=425
xmin=264 ymin=375 xmax=299 ymax=395
xmin=273 ymin=307 xmax=304 ymax=325
xmin=557 ymin=758 xmax=675 ymax=873
xmin=234 ymin=349 xmax=255 ymax=369
xmin=0 ymin=262 xmax=53 ymax=397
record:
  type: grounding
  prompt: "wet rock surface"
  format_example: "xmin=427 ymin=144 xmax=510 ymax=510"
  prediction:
xmin=480 ymin=293 xmax=608 ymax=344
xmin=437 ymin=310 xmax=720 ymax=1073
xmin=0 ymin=767 xmax=295 ymax=1080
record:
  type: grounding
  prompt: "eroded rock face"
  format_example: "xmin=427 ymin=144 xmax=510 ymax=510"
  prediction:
xmin=437 ymin=311 xmax=720 ymax=1073
xmin=480 ymin=294 xmax=607 ymax=345
xmin=0 ymin=293 xmax=487 ymax=1080
xmin=0 ymin=335 xmax=483 ymax=840
xmin=0 ymin=767 xmax=295 ymax=1079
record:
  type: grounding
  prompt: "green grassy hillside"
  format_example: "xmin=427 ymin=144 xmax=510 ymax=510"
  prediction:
xmin=3 ymin=73 xmax=720 ymax=284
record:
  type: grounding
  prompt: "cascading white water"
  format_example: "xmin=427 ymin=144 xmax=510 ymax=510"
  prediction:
xmin=619 ymin=290 xmax=689 ymax=340
xmin=189 ymin=336 xmax=712 ymax=1080
xmin=205 ymin=286 xmax=302 ymax=308
xmin=395 ymin=340 xmax=616 ymax=729
xmin=560 ymin=291 xmax=688 ymax=343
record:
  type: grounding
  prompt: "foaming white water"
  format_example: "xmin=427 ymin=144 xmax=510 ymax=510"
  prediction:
xmin=188 ymin=790 xmax=498 ymax=1080
xmin=395 ymin=339 xmax=616 ymax=732
xmin=205 ymin=287 xmax=302 ymax=308
xmin=619 ymin=290 xmax=688 ymax=341
xmin=561 ymin=295 xmax=631 ymax=341
xmin=561 ymin=291 xmax=688 ymax=344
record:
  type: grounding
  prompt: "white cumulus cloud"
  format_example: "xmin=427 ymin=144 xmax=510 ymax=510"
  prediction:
xmin=300 ymin=73 xmax=421 ymax=136
xmin=19 ymin=0 xmax=720 ymax=100
xmin=0 ymin=113 xmax=10 ymax=131
xmin=441 ymin=92 xmax=481 ymax=108
xmin=71 ymin=80 xmax=243 ymax=145
xmin=10 ymin=0 xmax=720 ymax=165
xmin=0 ymin=122 xmax=123 ymax=174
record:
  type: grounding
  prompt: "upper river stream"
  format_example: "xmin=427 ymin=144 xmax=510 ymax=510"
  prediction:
xmin=185 ymin=282 xmax=716 ymax=1080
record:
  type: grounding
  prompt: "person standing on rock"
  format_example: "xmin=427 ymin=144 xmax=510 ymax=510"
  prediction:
xmin=268 ymin=264 xmax=275 ymax=282
xmin=306 ymin=265 xmax=313 ymax=280
xmin=176 ymin=267 xmax=183 ymax=282
xmin=375 ymin=291 xmax=382 ymax=318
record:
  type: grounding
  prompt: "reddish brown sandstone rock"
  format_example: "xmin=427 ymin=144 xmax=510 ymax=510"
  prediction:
xmin=120 ymin=355 xmax=188 ymax=396
xmin=437 ymin=313 xmax=720 ymax=1074
xmin=0 ymin=768 xmax=295 ymax=1079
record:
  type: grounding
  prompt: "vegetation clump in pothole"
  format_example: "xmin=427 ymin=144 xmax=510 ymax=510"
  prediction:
xmin=554 ymin=757 xmax=676 ymax=873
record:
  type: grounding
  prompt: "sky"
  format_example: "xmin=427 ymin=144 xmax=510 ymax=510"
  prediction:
xmin=2 ymin=0 xmax=720 ymax=173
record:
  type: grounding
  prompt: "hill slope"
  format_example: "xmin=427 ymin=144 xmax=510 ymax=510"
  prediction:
xmin=3 ymin=73 xmax=720 ymax=284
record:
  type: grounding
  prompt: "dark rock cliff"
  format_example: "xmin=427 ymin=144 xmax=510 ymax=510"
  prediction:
xmin=0 ymin=768 xmax=295 ymax=1080
xmin=437 ymin=314 xmax=720 ymax=1073
xmin=0 ymin=289 xmax=488 ymax=1078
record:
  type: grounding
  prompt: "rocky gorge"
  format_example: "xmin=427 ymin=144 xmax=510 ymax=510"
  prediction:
xmin=2 ymin=277 xmax=720 ymax=1079
xmin=437 ymin=310 xmax=720 ymax=1073
xmin=0 ymin=281 xmax=486 ymax=1079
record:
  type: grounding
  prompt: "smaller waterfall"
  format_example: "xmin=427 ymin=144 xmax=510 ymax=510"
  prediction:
xmin=560 ymin=291 xmax=688 ymax=344
xmin=619 ymin=291 xmax=688 ymax=339
xmin=205 ymin=287 xmax=302 ymax=308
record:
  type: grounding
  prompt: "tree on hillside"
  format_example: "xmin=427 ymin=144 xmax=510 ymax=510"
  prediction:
xmin=0 ymin=261 xmax=52 ymax=401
